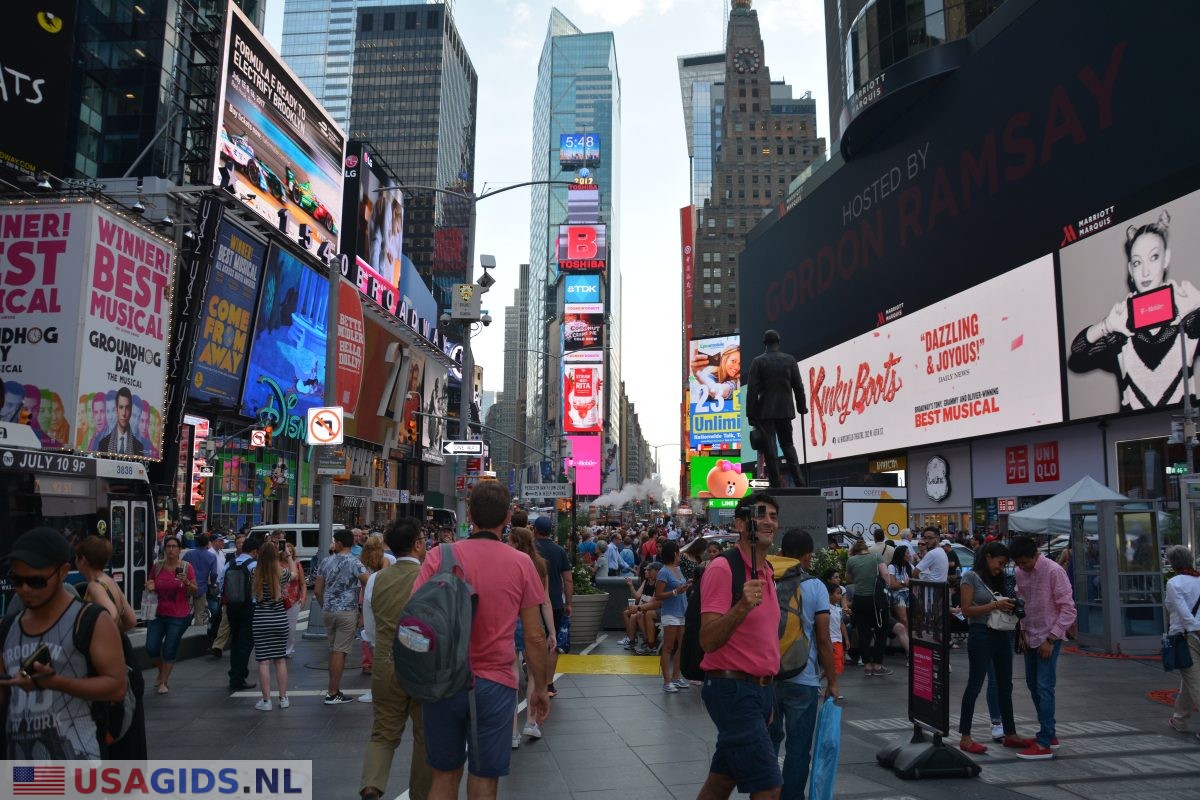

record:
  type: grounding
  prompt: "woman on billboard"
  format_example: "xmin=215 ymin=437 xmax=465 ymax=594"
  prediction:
xmin=1068 ymin=211 xmax=1200 ymax=409
xmin=689 ymin=340 xmax=741 ymax=410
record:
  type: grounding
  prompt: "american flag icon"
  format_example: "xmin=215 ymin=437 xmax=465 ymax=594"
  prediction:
xmin=13 ymin=765 xmax=66 ymax=795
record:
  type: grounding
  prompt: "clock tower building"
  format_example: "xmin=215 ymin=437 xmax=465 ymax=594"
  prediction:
xmin=691 ymin=0 xmax=825 ymax=339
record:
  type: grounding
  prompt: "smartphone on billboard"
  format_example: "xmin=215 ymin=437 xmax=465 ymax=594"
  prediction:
xmin=1127 ymin=285 xmax=1177 ymax=331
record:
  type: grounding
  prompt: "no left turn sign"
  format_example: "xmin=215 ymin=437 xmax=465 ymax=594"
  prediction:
xmin=306 ymin=406 xmax=344 ymax=446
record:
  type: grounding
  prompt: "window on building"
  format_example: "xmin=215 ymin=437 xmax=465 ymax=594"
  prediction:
xmin=405 ymin=12 xmax=416 ymax=29
xmin=362 ymin=14 xmax=373 ymax=31
xmin=714 ymin=298 xmax=722 ymax=308
xmin=752 ymin=103 xmax=760 ymax=112
xmin=729 ymin=312 xmax=738 ymax=325
xmin=704 ymin=299 xmax=713 ymax=309
xmin=751 ymin=175 xmax=759 ymax=184
xmin=739 ymin=103 xmax=746 ymax=112
xmin=707 ymin=218 xmax=716 ymax=228
xmin=383 ymin=12 xmax=394 ymax=29
xmin=428 ymin=9 xmax=439 ymax=27
xmin=738 ymin=88 xmax=746 ymax=97
xmin=789 ymin=145 xmax=796 ymax=155
xmin=726 ymin=218 xmax=735 ymax=228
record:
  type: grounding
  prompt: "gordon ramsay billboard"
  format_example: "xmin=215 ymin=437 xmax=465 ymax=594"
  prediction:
xmin=798 ymin=256 xmax=1062 ymax=461
xmin=212 ymin=3 xmax=345 ymax=257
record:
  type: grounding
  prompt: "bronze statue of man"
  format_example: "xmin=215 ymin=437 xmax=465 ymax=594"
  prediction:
xmin=745 ymin=329 xmax=806 ymax=487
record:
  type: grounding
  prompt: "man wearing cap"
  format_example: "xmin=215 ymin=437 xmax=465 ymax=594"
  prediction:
xmin=745 ymin=329 xmax=807 ymax=488
xmin=533 ymin=515 xmax=571 ymax=703
xmin=1 ymin=528 xmax=127 ymax=759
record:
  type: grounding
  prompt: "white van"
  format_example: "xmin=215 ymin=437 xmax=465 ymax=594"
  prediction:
xmin=247 ymin=523 xmax=346 ymax=580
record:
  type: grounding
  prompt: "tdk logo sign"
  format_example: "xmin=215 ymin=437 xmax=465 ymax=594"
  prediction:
xmin=564 ymin=275 xmax=600 ymax=303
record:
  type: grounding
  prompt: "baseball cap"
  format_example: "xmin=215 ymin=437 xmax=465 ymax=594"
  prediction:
xmin=5 ymin=527 xmax=73 ymax=568
xmin=533 ymin=516 xmax=553 ymax=534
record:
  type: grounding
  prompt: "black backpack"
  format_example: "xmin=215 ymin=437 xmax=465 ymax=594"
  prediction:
xmin=223 ymin=553 xmax=252 ymax=605
xmin=680 ymin=549 xmax=748 ymax=681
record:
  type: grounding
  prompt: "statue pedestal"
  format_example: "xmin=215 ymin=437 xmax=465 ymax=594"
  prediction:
xmin=768 ymin=488 xmax=828 ymax=549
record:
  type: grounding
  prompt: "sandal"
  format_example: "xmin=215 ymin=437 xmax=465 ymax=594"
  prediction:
xmin=157 ymin=684 xmax=169 ymax=695
xmin=959 ymin=741 xmax=987 ymax=754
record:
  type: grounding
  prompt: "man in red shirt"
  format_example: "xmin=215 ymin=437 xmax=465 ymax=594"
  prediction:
xmin=697 ymin=492 xmax=782 ymax=800
xmin=413 ymin=482 xmax=551 ymax=799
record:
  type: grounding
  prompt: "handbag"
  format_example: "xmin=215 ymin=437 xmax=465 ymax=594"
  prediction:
xmin=987 ymin=591 xmax=1020 ymax=631
xmin=808 ymin=697 xmax=843 ymax=800
xmin=1162 ymin=594 xmax=1200 ymax=672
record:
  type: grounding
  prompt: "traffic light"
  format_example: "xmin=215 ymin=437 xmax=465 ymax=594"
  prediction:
xmin=264 ymin=423 xmax=274 ymax=447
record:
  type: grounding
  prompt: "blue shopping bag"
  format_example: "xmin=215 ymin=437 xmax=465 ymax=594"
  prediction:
xmin=808 ymin=697 xmax=842 ymax=800
xmin=556 ymin=614 xmax=571 ymax=653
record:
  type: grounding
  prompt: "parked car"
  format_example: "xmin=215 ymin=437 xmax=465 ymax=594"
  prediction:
xmin=285 ymin=167 xmax=338 ymax=233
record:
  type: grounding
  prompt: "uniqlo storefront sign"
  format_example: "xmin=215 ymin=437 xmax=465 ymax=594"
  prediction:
xmin=797 ymin=255 xmax=1063 ymax=461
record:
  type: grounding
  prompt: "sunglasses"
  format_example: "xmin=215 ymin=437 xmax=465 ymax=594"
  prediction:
xmin=9 ymin=574 xmax=53 ymax=588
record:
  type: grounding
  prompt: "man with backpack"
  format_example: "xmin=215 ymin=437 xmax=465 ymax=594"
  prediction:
xmin=225 ymin=536 xmax=258 ymax=692
xmin=410 ymin=481 xmax=551 ymax=799
xmin=695 ymin=492 xmax=782 ymax=800
xmin=769 ymin=529 xmax=839 ymax=800
xmin=0 ymin=527 xmax=127 ymax=759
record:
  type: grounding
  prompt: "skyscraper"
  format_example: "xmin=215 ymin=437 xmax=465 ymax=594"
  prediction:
xmin=495 ymin=263 xmax=531 ymax=490
xmin=349 ymin=3 xmax=478 ymax=304
xmin=678 ymin=53 xmax=726 ymax=208
xmin=690 ymin=0 xmax=826 ymax=338
xmin=528 ymin=9 xmax=622 ymax=485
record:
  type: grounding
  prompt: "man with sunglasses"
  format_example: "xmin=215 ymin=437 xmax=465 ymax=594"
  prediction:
xmin=1 ymin=527 xmax=126 ymax=759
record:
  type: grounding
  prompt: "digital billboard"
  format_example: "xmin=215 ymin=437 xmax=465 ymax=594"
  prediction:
xmin=557 ymin=224 xmax=607 ymax=272
xmin=568 ymin=434 xmax=602 ymax=495
xmin=564 ymin=274 xmax=601 ymax=304
xmin=563 ymin=305 xmax=604 ymax=354
xmin=688 ymin=335 xmax=742 ymax=448
xmin=564 ymin=363 xmax=603 ymax=433
xmin=341 ymin=142 xmax=403 ymax=315
xmin=421 ymin=358 xmax=449 ymax=464
xmin=189 ymin=220 xmax=265 ymax=406
xmin=567 ymin=183 xmax=600 ymax=224
xmin=212 ymin=4 xmax=345 ymax=257
xmin=797 ymin=256 xmax=1063 ymax=461
xmin=1060 ymin=186 xmax=1200 ymax=421
xmin=559 ymin=134 xmax=601 ymax=168
xmin=0 ymin=2 xmax=75 ymax=179
xmin=240 ymin=244 xmax=329 ymax=435
xmin=335 ymin=279 xmax=364 ymax=415
xmin=688 ymin=455 xmax=753 ymax=507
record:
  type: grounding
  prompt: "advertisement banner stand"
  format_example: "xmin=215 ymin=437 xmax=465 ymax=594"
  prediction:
xmin=876 ymin=580 xmax=980 ymax=780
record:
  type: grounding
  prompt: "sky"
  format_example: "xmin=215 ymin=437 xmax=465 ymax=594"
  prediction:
xmin=264 ymin=0 xmax=830 ymax=496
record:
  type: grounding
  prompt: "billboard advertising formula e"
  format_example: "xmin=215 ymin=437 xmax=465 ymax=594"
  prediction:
xmin=213 ymin=4 xmax=344 ymax=257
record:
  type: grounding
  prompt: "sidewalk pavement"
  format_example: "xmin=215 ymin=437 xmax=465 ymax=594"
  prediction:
xmin=143 ymin=629 xmax=1200 ymax=800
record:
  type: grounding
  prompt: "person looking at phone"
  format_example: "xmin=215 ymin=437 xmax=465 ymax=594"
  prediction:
xmin=1068 ymin=210 xmax=1200 ymax=410
xmin=696 ymin=492 xmax=782 ymax=800
xmin=145 ymin=536 xmax=196 ymax=695
xmin=1 ymin=527 xmax=126 ymax=759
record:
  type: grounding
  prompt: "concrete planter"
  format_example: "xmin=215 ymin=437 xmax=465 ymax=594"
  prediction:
xmin=569 ymin=592 xmax=609 ymax=650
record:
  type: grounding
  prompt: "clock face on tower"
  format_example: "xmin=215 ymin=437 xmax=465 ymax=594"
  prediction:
xmin=734 ymin=47 xmax=761 ymax=74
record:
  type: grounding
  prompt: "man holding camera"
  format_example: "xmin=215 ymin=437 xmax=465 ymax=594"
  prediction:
xmin=696 ymin=492 xmax=782 ymax=800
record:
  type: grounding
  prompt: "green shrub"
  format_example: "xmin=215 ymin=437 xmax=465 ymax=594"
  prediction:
xmin=810 ymin=547 xmax=848 ymax=584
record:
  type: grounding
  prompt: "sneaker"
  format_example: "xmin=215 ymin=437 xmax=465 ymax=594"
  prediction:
xmin=673 ymin=678 xmax=690 ymax=690
xmin=522 ymin=722 xmax=542 ymax=739
xmin=254 ymin=699 xmax=272 ymax=711
xmin=663 ymin=683 xmax=679 ymax=693
xmin=1016 ymin=743 xmax=1054 ymax=760
xmin=1169 ymin=716 xmax=1188 ymax=734
xmin=323 ymin=692 xmax=351 ymax=705
xmin=1049 ymin=738 xmax=1060 ymax=749
xmin=623 ymin=641 xmax=635 ymax=650
xmin=357 ymin=692 xmax=373 ymax=703
xmin=511 ymin=734 xmax=520 ymax=750
xmin=875 ymin=667 xmax=894 ymax=676
xmin=547 ymin=683 xmax=557 ymax=698
xmin=634 ymin=644 xmax=649 ymax=655
xmin=278 ymin=697 xmax=290 ymax=709
xmin=991 ymin=723 xmax=1004 ymax=742
xmin=618 ymin=637 xmax=631 ymax=646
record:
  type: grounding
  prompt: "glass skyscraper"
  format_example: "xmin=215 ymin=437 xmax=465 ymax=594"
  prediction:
xmin=678 ymin=53 xmax=725 ymax=208
xmin=528 ymin=9 xmax=622 ymax=484
xmin=349 ymin=3 xmax=477 ymax=303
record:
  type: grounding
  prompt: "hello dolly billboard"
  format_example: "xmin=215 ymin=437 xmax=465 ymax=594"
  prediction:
xmin=740 ymin=0 xmax=1200 ymax=378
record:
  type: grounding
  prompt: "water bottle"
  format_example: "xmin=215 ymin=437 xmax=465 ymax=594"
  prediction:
xmin=396 ymin=625 xmax=430 ymax=653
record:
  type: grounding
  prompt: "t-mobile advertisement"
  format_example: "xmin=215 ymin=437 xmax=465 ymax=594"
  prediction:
xmin=568 ymin=434 xmax=601 ymax=495
xmin=1060 ymin=185 xmax=1200 ymax=420
xmin=798 ymin=256 xmax=1062 ymax=461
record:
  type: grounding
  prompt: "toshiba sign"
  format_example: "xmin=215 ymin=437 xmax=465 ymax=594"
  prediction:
xmin=557 ymin=224 xmax=607 ymax=272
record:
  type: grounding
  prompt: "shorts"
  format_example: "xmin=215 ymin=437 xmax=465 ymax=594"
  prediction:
xmin=660 ymin=614 xmax=685 ymax=627
xmin=891 ymin=589 xmax=910 ymax=608
xmin=423 ymin=677 xmax=516 ymax=778
xmin=701 ymin=677 xmax=781 ymax=794
xmin=831 ymin=642 xmax=845 ymax=674
xmin=323 ymin=609 xmax=358 ymax=653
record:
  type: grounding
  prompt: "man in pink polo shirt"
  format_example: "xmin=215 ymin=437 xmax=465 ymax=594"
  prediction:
xmin=412 ymin=482 xmax=551 ymax=799
xmin=697 ymin=492 xmax=782 ymax=800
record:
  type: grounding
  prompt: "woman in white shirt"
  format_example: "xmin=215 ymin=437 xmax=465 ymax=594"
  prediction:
xmin=1165 ymin=545 xmax=1200 ymax=739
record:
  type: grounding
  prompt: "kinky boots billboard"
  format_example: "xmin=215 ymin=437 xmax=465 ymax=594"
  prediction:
xmin=740 ymin=0 xmax=1200 ymax=371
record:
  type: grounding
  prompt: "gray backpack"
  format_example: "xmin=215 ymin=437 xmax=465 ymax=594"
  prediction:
xmin=392 ymin=542 xmax=476 ymax=703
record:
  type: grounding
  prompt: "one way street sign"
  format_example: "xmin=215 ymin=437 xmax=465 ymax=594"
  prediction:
xmin=441 ymin=440 xmax=485 ymax=456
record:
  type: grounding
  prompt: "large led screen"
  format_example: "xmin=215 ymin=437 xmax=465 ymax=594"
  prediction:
xmin=563 ymin=304 xmax=604 ymax=354
xmin=240 ymin=244 xmax=329 ymax=433
xmin=564 ymin=274 xmax=601 ymax=304
xmin=797 ymin=256 xmax=1063 ymax=461
xmin=212 ymin=4 xmax=344 ymax=257
xmin=341 ymin=142 xmax=403 ymax=315
xmin=568 ymin=434 xmax=602 ymax=495
xmin=559 ymin=134 xmax=601 ymax=168
xmin=688 ymin=335 xmax=742 ymax=448
xmin=564 ymin=363 xmax=603 ymax=434
xmin=557 ymin=224 xmax=607 ymax=272
xmin=1060 ymin=186 xmax=1200 ymax=421
xmin=421 ymin=358 xmax=448 ymax=465
xmin=189 ymin=220 xmax=265 ymax=405
xmin=688 ymin=455 xmax=753 ymax=508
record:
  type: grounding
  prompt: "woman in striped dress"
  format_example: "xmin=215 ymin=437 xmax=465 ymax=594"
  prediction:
xmin=252 ymin=542 xmax=290 ymax=710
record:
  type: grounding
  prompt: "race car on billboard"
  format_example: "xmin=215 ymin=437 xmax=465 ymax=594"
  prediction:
xmin=285 ymin=167 xmax=339 ymax=234
xmin=219 ymin=128 xmax=286 ymax=201
xmin=252 ymin=160 xmax=287 ymax=202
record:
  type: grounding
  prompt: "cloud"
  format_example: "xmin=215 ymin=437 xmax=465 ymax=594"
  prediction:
xmin=759 ymin=0 xmax=824 ymax=37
